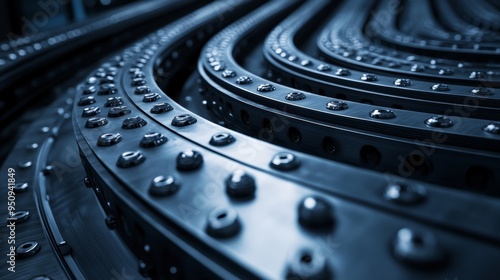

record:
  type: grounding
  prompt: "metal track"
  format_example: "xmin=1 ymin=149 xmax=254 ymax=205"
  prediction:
xmin=1 ymin=0 xmax=499 ymax=279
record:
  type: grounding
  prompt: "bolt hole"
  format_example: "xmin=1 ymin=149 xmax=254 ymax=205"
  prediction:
xmin=360 ymin=145 xmax=381 ymax=167
xmin=263 ymin=118 xmax=273 ymax=132
xmin=240 ymin=110 xmax=250 ymax=124
xmin=288 ymin=127 xmax=301 ymax=144
xmin=226 ymin=103 xmax=233 ymax=117
xmin=465 ymin=165 xmax=493 ymax=191
xmin=322 ymin=136 xmax=337 ymax=154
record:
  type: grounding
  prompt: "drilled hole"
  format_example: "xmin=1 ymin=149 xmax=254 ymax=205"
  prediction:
xmin=466 ymin=165 xmax=493 ymax=190
xmin=322 ymin=137 xmax=337 ymax=154
xmin=288 ymin=127 xmax=301 ymax=143
xmin=403 ymin=155 xmax=432 ymax=177
xmin=226 ymin=103 xmax=233 ymax=117
xmin=263 ymin=118 xmax=273 ymax=132
xmin=240 ymin=110 xmax=250 ymax=124
xmin=360 ymin=145 xmax=381 ymax=167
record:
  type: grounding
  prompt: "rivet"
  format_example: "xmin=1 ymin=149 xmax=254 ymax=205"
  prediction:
xmin=425 ymin=116 xmax=453 ymax=128
xmin=98 ymin=84 xmax=118 ymax=95
xmin=317 ymin=64 xmax=331 ymax=71
xmin=483 ymin=122 xmax=500 ymax=134
xmin=335 ymin=68 xmax=350 ymax=76
xmin=285 ymin=92 xmax=306 ymax=101
xmin=361 ymin=73 xmax=378 ymax=81
xmin=139 ymin=260 xmax=152 ymax=277
xmin=286 ymin=248 xmax=331 ymax=280
xmin=149 ymin=175 xmax=180 ymax=196
xmin=209 ymin=132 xmax=235 ymax=146
xmin=16 ymin=241 xmax=41 ymax=259
xmin=235 ymin=76 xmax=252 ymax=84
xmin=58 ymin=241 xmax=72 ymax=256
xmin=108 ymin=106 xmax=131 ymax=118
xmin=84 ymin=177 xmax=92 ymax=188
xmin=133 ymin=71 xmax=145 ymax=79
xmin=298 ymin=196 xmax=334 ymax=228
xmin=42 ymin=165 xmax=54 ymax=175
xmin=410 ymin=64 xmax=425 ymax=72
xmin=438 ymin=68 xmax=453 ymax=75
xmin=176 ymin=149 xmax=203 ymax=171
xmin=225 ymin=170 xmax=256 ymax=199
xmin=99 ymin=75 xmax=115 ymax=84
xmin=469 ymin=71 xmax=486 ymax=79
xmin=470 ymin=87 xmax=492 ymax=96
xmin=151 ymin=102 xmax=173 ymax=114
xmin=211 ymin=61 xmax=225 ymax=71
xmin=78 ymin=96 xmax=96 ymax=106
xmin=222 ymin=70 xmax=237 ymax=78
xmin=85 ymin=117 xmax=108 ymax=128
xmin=140 ymin=132 xmax=167 ymax=148
xmin=326 ymin=100 xmax=348 ymax=111
xmin=143 ymin=92 xmax=161 ymax=102
xmin=97 ymin=133 xmax=122 ymax=147
xmin=122 ymin=116 xmax=147 ymax=129
xmin=82 ymin=107 xmax=101 ymax=117
xmin=431 ymin=84 xmax=450 ymax=91
xmin=116 ymin=151 xmax=146 ymax=168
xmin=172 ymin=114 xmax=197 ymax=127
xmin=393 ymin=227 xmax=445 ymax=266
xmin=26 ymin=143 xmax=39 ymax=152
xmin=86 ymin=77 xmax=98 ymax=85
xmin=300 ymin=59 xmax=311 ymax=66
xmin=394 ymin=78 xmax=412 ymax=87
xmin=132 ymin=78 xmax=146 ymax=86
xmin=105 ymin=215 xmax=117 ymax=230
xmin=270 ymin=153 xmax=300 ymax=171
xmin=83 ymin=85 xmax=97 ymax=95
xmin=206 ymin=207 xmax=240 ymax=238
xmin=135 ymin=86 xmax=151 ymax=94
xmin=384 ymin=183 xmax=426 ymax=204
xmin=9 ymin=211 xmax=30 ymax=224
xmin=257 ymin=83 xmax=276 ymax=92
xmin=18 ymin=161 xmax=32 ymax=169
xmin=14 ymin=182 xmax=29 ymax=192
xmin=369 ymin=109 xmax=396 ymax=119
xmin=104 ymin=97 xmax=124 ymax=107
